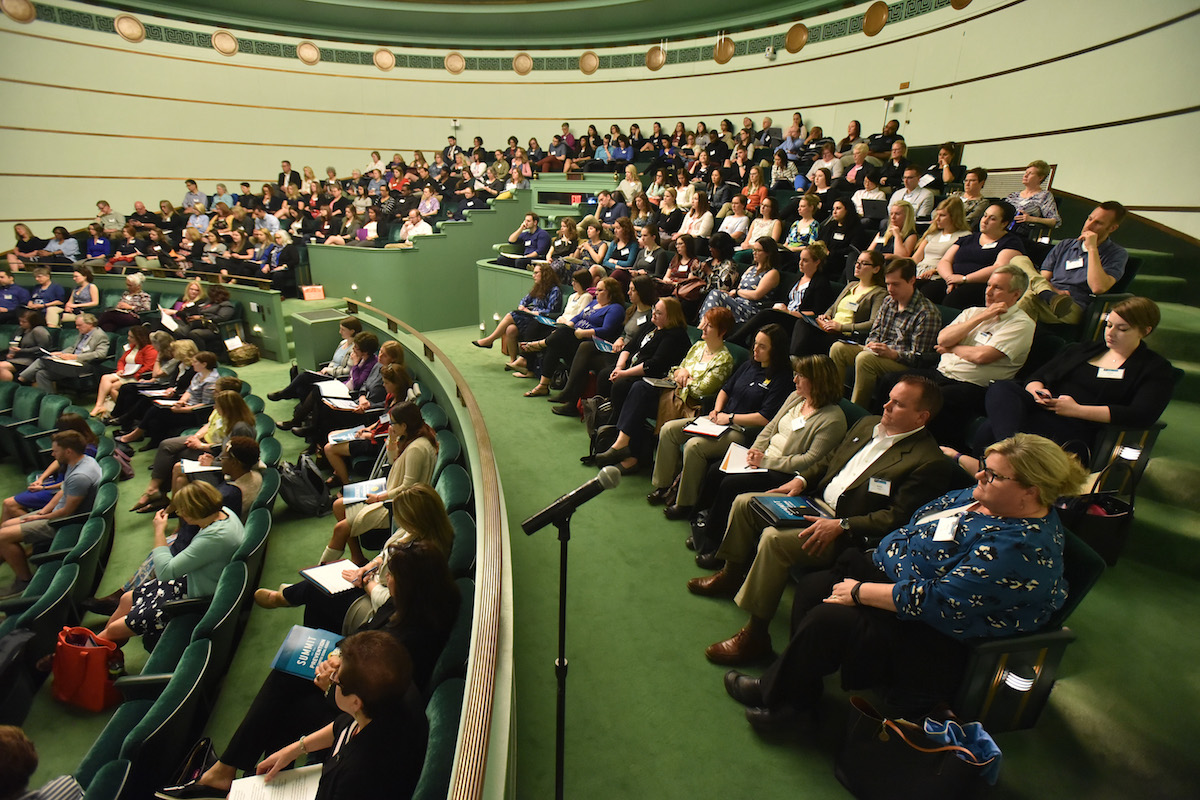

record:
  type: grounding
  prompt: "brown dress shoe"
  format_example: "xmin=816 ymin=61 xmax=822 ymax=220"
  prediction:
xmin=686 ymin=568 xmax=743 ymax=599
xmin=705 ymin=626 xmax=773 ymax=666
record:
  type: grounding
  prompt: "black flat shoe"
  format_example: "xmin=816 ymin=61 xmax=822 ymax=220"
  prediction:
xmin=745 ymin=705 xmax=800 ymax=732
xmin=695 ymin=551 xmax=724 ymax=570
xmin=724 ymin=670 xmax=764 ymax=707
xmin=551 ymin=404 xmax=578 ymax=417
xmin=664 ymin=503 xmax=693 ymax=521
xmin=646 ymin=487 xmax=671 ymax=505
xmin=276 ymin=419 xmax=295 ymax=431
xmin=267 ymin=390 xmax=287 ymax=402
xmin=594 ymin=446 xmax=631 ymax=467
xmin=471 ymin=339 xmax=493 ymax=349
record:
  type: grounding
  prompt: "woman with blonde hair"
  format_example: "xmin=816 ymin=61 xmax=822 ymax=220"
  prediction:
xmin=617 ymin=164 xmax=643 ymax=202
xmin=868 ymin=200 xmax=917 ymax=261
xmin=913 ymin=196 xmax=972 ymax=280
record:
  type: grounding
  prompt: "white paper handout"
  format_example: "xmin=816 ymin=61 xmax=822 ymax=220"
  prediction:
xmin=228 ymin=764 xmax=322 ymax=800
xmin=719 ymin=442 xmax=767 ymax=474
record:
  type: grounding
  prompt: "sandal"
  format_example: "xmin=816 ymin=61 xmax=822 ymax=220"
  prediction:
xmin=520 ymin=341 xmax=547 ymax=353
xmin=524 ymin=384 xmax=549 ymax=398
xmin=512 ymin=370 xmax=535 ymax=379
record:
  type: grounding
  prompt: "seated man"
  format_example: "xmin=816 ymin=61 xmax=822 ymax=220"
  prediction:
xmin=182 ymin=180 xmax=206 ymax=212
xmin=497 ymin=213 xmax=550 ymax=268
xmin=0 ymin=431 xmax=101 ymax=597
xmin=18 ymin=313 xmax=110 ymax=392
xmin=830 ymin=259 xmax=941 ymax=407
xmin=688 ymin=375 xmax=957 ymax=665
xmin=867 ymin=119 xmax=904 ymax=161
xmin=0 ymin=269 xmax=31 ymax=325
xmin=877 ymin=139 xmax=909 ymax=192
xmin=94 ymin=200 xmax=125 ymax=239
xmin=876 ymin=265 xmax=1034 ymax=450
xmin=127 ymin=200 xmax=159 ymax=232
xmin=775 ymin=124 xmax=806 ymax=166
xmin=887 ymin=165 xmax=935 ymax=220
xmin=1011 ymin=201 xmax=1128 ymax=324
xmin=391 ymin=209 xmax=433 ymax=247
xmin=596 ymin=191 xmax=628 ymax=231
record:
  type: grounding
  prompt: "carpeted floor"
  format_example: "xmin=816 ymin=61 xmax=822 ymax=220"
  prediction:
xmin=14 ymin=321 xmax=1199 ymax=798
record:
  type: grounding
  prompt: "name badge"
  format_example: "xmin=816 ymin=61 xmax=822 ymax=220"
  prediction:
xmin=846 ymin=300 xmax=860 ymax=311
xmin=980 ymin=241 xmax=998 ymax=250
xmin=635 ymin=314 xmax=648 ymax=326
xmin=618 ymin=248 xmax=629 ymax=257
xmin=868 ymin=477 xmax=891 ymax=496
xmin=833 ymin=233 xmax=845 ymax=241
xmin=975 ymin=330 xmax=993 ymax=343
xmin=1097 ymin=367 xmax=1125 ymax=380
xmin=790 ymin=416 xmax=806 ymax=431
xmin=1065 ymin=257 xmax=1084 ymax=271
xmin=933 ymin=516 xmax=958 ymax=542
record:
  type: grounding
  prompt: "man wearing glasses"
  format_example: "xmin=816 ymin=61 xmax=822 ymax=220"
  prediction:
xmin=688 ymin=375 xmax=962 ymax=665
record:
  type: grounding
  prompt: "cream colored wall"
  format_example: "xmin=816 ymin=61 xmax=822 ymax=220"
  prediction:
xmin=0 ymin=0 xmax=1196 ymax=237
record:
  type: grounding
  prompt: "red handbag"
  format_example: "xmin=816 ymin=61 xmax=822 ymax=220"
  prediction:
xmin=52 ymin=626 xmax=124 ymax=712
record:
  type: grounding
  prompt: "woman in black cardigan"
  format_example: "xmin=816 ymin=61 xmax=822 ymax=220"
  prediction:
xmin=589 ymin=297 xmax=694 ymax=473
xmin=727 ymin=242 xmax=837 ymax=347
xmin=973 ymin=296 xmax=1175 ymax=459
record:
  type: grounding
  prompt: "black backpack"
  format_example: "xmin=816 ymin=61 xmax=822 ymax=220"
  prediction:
xmin=280 ymin=454 xmax=333 ymax=517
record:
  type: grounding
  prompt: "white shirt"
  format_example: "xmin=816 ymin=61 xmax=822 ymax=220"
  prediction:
xmin=938 ymin=306 xmax=1035 ymax=387
xmin=821 ymin=423 xmax=923 ymax=510
xmin=888 ymin=186 xmax=935 ymax=219
xmin=718 ymin=214 xmax=750 ymax=239
xmin=400 ymin=220 xmax=433 ymax=241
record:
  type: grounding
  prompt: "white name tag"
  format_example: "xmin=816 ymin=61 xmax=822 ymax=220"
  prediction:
xmin=790 ymin=416 xmax=806 ymax=431
xmin=833 ymin=233 xmax=845 ymax=241
xmin=635 ymin=314 xmax=648 ymax=326
xmin=980 ymin=241 xmax=998 ymax=250
xmin=846 ymin=300 xmax=859 ymax=311
xmin=933 ymin=516 xmax=958 ymax=542
xmin=868 ymin=477 xmax=891 ymax=496
xmin=1065 ymin=257 xmax=1084 ymax=270
xmin=975 ymin=330 xmax=993 ymax=343
xmin=1097 ymin=367 xmax=1125 ymax=380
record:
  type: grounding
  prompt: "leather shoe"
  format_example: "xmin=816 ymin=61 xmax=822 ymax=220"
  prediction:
xmin=594 ymin=445 xmax=631 ymax=467
xmin=276 ymin=419 xmax=295 ymax=431
xmin=267 ymin=390 xmax=287 ymax=402
xmin=551 ymin=404 xmax=578 ymax=417
xmin=705 ymin=625 xmax=773 ymax=666
xmin=663 ymin=503 xmax=693 ymax=521
xmin=684 ymin=535 xmax=697 ymax=551
xmin=695 ymin=551 xmax=724 ymax=570
xmin=724 ymin=670 xmax=764 ymax=707
xmin=686 ymin=568 xmax=743 ymax=599
xmin=745 ymin=705 xmax=798 ymax=731
xmin=646 ymin=487 xmax=671 ymax=505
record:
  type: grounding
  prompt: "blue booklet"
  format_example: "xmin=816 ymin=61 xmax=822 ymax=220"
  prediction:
xmin=750 ymin=495 xmax=834 ymax=527
xmin=270 ymin=625 xmax=341 ymax=680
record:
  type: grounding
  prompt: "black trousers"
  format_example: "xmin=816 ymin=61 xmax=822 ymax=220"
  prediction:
xmin=873 ymin=369 xmax=987 ymax=452
xmin=540 ymin=324 xmax=585 ymax=380
xmin=695 ymin=469 xmax=791 ymax=554
xmin=973 ymin=379 xmax=1097 ymax=459
xmin=558 ymin=341 xmax=617 ymax=405
xmin=220 ymin=669 xmax=338 ymax=771
xmin=759 ymin=549 xmax=968 ymax=712
xmin=729 ymin=309 xmax=797 ymax=349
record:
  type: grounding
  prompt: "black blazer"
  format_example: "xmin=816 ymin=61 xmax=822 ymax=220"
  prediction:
xmin=627 ymin=325 xmax=692 ymax=378
xmin=1027 ymin=340 xmax=1176 ymax=428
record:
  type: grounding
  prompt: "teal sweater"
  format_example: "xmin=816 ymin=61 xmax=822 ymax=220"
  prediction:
xmin=151 ymin=507 xmax=244 ymax=597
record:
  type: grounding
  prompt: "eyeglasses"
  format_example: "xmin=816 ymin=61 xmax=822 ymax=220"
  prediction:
xmin=978 ymin=460 xmax=1020 ymax=485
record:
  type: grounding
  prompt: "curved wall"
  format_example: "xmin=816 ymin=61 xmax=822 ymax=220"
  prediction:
xmin=0 ymin=0 xmax=1196 ymax=238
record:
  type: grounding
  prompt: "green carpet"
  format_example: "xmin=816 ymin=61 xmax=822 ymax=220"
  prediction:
xmin=13 ymin=321 xmax=1200 ymax=798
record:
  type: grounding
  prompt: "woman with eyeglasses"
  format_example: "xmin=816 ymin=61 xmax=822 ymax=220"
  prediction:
xmin=723 ymin=433 xmax=1086 ymax=730
xmin=791 ymin=249 xmax=887 ymax=357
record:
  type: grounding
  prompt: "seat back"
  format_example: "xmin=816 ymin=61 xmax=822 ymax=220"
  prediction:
xmin=17 ymin=562 xmax=80 ymax=664
xmin=433 ymin=429 xmax=462 ymax=483
xmin=97 ymin=456 xmax=121 ymax=485
xmin=192 ymin=561 xmax=250 ymax=671
xmin=251 ymin=468 xmax=280 ymax=515
xmin=258 ymin=436 xmax=281 ymax=468
xmin=1045 ymin=530 xmax=1106 ymax=630
xmin=0 ymin=381 xmax=18 ymax=411
xmin=233 ymin=508 xmax=271 ymax=585
xmin=435 ymin=464 xmax=472 ymax=513
xmin=66 ymin=518 xmax=109 ymax=606
xmin=11 ymin=385 xmax=44 ymax=420
xmin=245 ymin=394 xmax=265 ymax=414
xmin=254 ymin=414 xmax=274 ymax=441
xmin=428 ymin=578 xmax=475 ymax=689
xmin=448 ymin=509 xmax=476 ymax=577
xmin=421 ymin=402 xmax=449 ymax=431
xmin=411 ymin=679 xmax=466 ymax=800
xmin=36 ymin=394 xmax=72 ymax=429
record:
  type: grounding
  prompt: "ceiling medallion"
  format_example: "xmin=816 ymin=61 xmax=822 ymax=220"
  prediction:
xmin=579 ymin=51 xmax=598 ymax=75
xmin=0 ymin=0 xmax=36 ymax=23
xmin=951 ymin=0 xmax=973 ymax=8
xmin=513 ymin=52 xmax=533 ymax=75
xmin=211 ymin=29 xmax=238 ymax=57
xmin=114 ymin=14 xmax=145 ymax=43
xmin=445 ymin=52 xmax=465 ymax=74
xmin=646 ymin=45 xmax=666 ymax=71
xmin=863 ymin=1 xmax=889 ymax=36
xmin=713 ymin=35 xmax=734 ymax=65
xmin=785 ymin=23 xmax=808 ymax=54
xmin=297 ymin=41 xmax=321 ymax=66
xmin=373 ymin=48 xmax=395 ymax=71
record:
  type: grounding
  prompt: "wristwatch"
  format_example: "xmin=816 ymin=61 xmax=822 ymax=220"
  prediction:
xmin=838 ymin=518 xmax=851 ymax=533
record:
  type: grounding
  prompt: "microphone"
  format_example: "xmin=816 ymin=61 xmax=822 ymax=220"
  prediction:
xmin=522 ymin=466 xmax=621 ymax=535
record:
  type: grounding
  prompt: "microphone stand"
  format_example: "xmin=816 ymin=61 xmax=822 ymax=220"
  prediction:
xmin=552 ymin=512 xmax=571 ymax=800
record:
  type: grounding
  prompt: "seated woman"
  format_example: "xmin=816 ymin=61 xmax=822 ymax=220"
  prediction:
xmin=6 ymin=223 xmax=48 ymax=270
xmin=281 ymin=332 xmax=386 ymax=438
xmin=645 ymin=168 xmax=670 ymax=205
xmin=795 ymin=252 xmax=885 ymax=359
xmin=697 ymin=237 xmax=781 ymax=326
xmin=142 ymin=227 xmax=182 ymax=273
xmin=589 ymin=298 xmax=695 ymax=473
xmin=921 ymin=142 xmax=966 ymax=193
xmin=88 ymin=326 xmax=158 ymax=417
xmin=649 ymin=324 xmax=798 ymax=520
xmin=106 ymin=225 xmax=149 ymax=275
xmin=520 ymin=277 xmax=625 ymax=398
xmin=547 ymin=275 xmax=659 ymax=414
xmin=474 ymin=263 xmax=563 ymax=361
xmin=677 ymin=191 xmax=715 ymax=241
xmin=735 ymin=197 xmax=783 ymax=265
xmin=47 ymin=266 xmax=99 ymax=329
xmin=318 ymin=402 xmax=439 ymax=567
xmin=99 ymin=481 xmax=244 ymax=649
xmin=574 ymin=222 xmax=609 ymax=267
xmin=617 ymin=165 xmax=643 ymax=203
xmin=108 ymin=339 xmax=198 ymax=427
xmin=543 ymin=217 xmax=580 ymax=283
xmin=261 ymin=231 xmax=299 ymax=293
xmin=769 ymin=150 xmax=798 ymax=191
xmin=932 ymin=201 xmax=1025 ymax=308
xmin=505 ymin=269 xmax=594 ymax=377
xmin=849 ymin=169 xmax=886 ymax=218
xmin=782 ymin=194 xmax=822 ymax=261
xmin=656 ymin=188 xmax=685 ymax=242
xmin=195 ymin=230 xmax=226 ymax=275
xmin=685 ymin=354 xmax=847 ymax=558
xmin=270 ymin=316 xmax=363 ymax=402
xmin=3 ymin=413 xmax=98 ymax=519
xmin=742 ymin=166 xmax=769 ymax=216
xmin=628 ymin=194 xmax=657 ymax=239
xmin=76 ymin=223 xmax=110 ymax=270
xmin=117 ymin=350 xmax=219 ymax=448
xmin=217 ymin=229 xmax=256 ymax=278
xmin=725 ymin=434 xmax=1085 ymax=730
xmin=598 ymin=217 xmax=641 ymax=277
xmin=867 ymin=200 xmax=917 ymax=263
xmin=696 ymin=231 xmax=738 ymax=302
xmin=161 ymin=543 xmax=459 ymax=800
xmin=971 ymin=297 xmax=1175 ymax=461
xmin=323 ymin=363 xmax=411 ymax=486
xmin=96 ymin=272 xmax=152 ymax=332
xmin=130 ymin=387 xmax=255 ymax=512
xmin=729 ymin=242 xmax=836 ymax=348
xmin=1005 ymin=159 xmax=1061 ymax=241
xmin=622 ymin=223 xmax=671 ymax=283
xmin=818 ymin=199 xmax=862 ymax=279
xmin=173 ymin=284 xmax=237 ymax=352
xmin=912 ymin=197 xmax=972 ymax=291
xmin=83 ymin=437 xmax=263 ymax=616
xmin=0 ymin=310 xmax=51 ymax=383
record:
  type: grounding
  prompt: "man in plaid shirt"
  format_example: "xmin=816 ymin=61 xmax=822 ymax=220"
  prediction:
xmin=830 ymin=258 xmax=940 ymax=406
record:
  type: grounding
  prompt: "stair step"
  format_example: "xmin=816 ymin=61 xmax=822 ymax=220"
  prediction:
xmin=1148 ymin=303 xmax=1200 ymax=362
xmin=1128 ymin=274 xmax=1189 ymax=304
xmin=1141 ymin=456 xmax=1200 ymax=509
xmin=1170 ymin=360 xmax=1200 ymax=399
xmin=1127 ymin=247 xmax=1192 ymax=281
xmin=1123 ymin=497 xmax=1200 ymax=576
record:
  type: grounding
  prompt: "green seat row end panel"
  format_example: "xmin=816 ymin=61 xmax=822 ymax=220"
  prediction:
xmin=435 ymin=464 xmax=472 ymax=514
xmin=411 ymin=679 xmax=466 ymax=800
